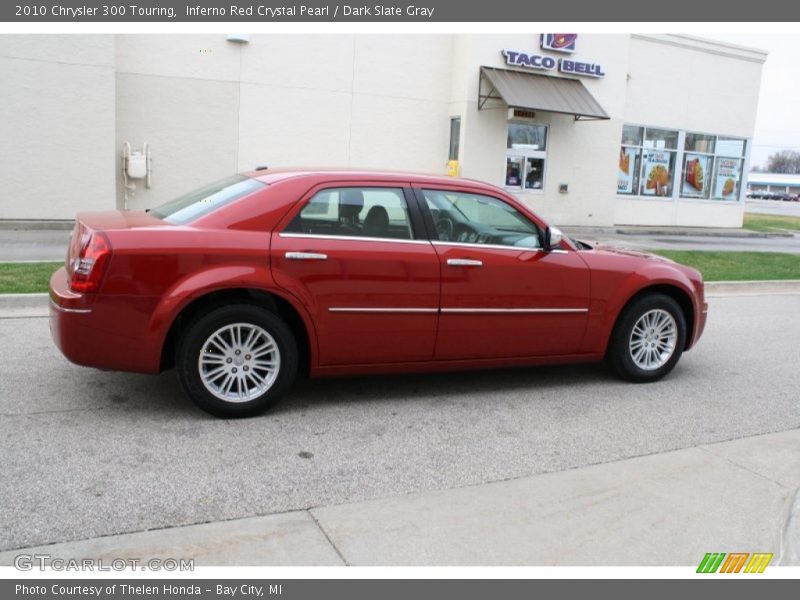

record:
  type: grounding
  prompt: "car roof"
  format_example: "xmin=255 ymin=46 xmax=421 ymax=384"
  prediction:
xmin=242 ymin=167 xmax=502 ymax=192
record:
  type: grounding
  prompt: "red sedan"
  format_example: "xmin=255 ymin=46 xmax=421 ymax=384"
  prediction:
xmin=49 ymin=169 xmax=707 ymax=417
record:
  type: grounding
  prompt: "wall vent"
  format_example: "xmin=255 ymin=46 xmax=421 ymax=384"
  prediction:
xmin=512 ymin=109 xmax=536 ymax=120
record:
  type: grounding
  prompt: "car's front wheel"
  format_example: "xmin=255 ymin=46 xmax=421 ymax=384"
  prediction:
xmin=176 ymin=304 xmax=298 ymax=418
xmin=608 ymin=293 xmax=687 ymax=383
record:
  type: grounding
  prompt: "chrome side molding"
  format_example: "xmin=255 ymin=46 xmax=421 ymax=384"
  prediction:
xmin=327 ymin=307 xmax=588 ymax=314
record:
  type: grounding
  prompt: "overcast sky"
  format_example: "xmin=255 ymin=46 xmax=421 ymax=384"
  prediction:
xmin=705 ymin=34 xmax=799 ymax=170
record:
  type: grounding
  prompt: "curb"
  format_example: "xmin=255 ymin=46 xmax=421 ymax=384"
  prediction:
xmin=0 ymin=293 xmax=49 ymax=317
xmin=0 ymin=219 xmax=74 ymax=231
xmin=614 ymin=228 xmax=793 ymax=239
xmin=562 ymin=226 xmax=795 ymax=239
xmin=1 ymin=281 xmax=799 ymax=318
xmin=704 ymin=280 xmax=800 ymax=296
xmin=780 ymin=487 xmax=800 ymax=565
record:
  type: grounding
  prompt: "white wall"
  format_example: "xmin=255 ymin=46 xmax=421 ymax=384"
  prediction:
xmin=0 ymin=35 xmax=116 ymax=220
xmin=115 ymin=34 xmax=454 ymax=210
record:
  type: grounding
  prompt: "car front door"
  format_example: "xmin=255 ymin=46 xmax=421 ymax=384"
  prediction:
xmin=414 ymin=185 xmax=591 ymax=360
xmin=271 ymin=183 xmax=440 ymax=366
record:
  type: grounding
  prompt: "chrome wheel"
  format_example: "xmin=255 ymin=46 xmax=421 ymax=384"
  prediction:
xmin=197 ymin=323 xmax=281 ymax=403
xmin=629 ymin=308 xmax=677 ymax=371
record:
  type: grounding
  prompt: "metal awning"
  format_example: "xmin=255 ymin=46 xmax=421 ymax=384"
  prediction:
xmin=479 ymin=66 xmax=609 ymax=121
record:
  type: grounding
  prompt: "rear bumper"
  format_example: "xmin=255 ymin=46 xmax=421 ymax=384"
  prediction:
xmin=49 ymin=267 xmax=158 ymax=373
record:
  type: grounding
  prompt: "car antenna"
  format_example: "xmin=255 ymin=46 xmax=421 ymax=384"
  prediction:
xmin=255 ymin=165 xmax=268 ymax=171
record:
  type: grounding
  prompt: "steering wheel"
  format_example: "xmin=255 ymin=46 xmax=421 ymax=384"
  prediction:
xmin=435 ymin=217 xmax=454 ymax=241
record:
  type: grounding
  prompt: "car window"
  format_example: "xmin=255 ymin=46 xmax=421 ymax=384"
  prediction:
xmin=421 ymin=189 xmax=541 ymax=249
xmin=284 ymin=187 xmax=414 ymax=240
xmin=148 ymin=175 xmax=266 ymax=225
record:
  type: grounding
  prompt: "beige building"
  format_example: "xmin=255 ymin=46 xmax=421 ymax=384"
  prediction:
xmin=0 ymin=33 xmax=766 ymax=227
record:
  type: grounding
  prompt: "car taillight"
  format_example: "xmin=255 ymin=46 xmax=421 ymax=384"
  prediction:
xmin=67 ymin=229 xmax=111 ymax=293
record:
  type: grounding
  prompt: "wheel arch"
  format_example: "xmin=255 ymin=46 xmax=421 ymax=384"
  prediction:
xmin=159 ymin=287 xmax=315 ymax=376
xmin=606 ymin=283 xmax=696 ymax=357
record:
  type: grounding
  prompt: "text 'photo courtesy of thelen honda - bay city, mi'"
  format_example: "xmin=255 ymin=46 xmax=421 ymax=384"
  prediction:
xmin=49 ymin=169 xmax=708 ymax=418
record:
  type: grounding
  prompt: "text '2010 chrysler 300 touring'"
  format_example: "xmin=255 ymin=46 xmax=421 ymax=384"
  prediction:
xmin=49 ymin=169 xmax=708 ymax=417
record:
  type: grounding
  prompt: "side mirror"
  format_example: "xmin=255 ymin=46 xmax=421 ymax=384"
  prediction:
xmin=544 ymin=226 xmax=563 ymax=251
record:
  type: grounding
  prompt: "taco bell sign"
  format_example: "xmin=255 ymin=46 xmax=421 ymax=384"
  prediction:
xmin=541 ymin=34 xmax=577 ymax=53
xmin=502 ymin=34 xmax=606 ymax=78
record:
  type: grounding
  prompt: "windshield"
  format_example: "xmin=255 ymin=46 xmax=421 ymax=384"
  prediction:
xmin=149 ymin=175 xmax=266 ymax=225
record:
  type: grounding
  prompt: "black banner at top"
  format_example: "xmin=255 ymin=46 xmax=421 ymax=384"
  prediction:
xmin=3 ymin=0 xmax=800 ymax=22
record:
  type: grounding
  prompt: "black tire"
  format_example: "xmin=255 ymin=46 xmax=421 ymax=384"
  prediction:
xmin=176 ymin=303 xmax=298 ymax=418
xmin=607 ymin=293 xmax=687 ymax=383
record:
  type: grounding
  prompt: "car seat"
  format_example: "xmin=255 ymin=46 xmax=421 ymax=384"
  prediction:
xmin=363 ymin=205 xmax=390 ymax=238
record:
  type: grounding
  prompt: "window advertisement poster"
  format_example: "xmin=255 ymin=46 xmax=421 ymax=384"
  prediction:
xmin=714 ymin=157 xmax=740 ymax=199
xmin=617 ymin=147 xmax=636 ymax=193
xmin=642 ymin=150 xmax=671 ymax=196
xmin=682 ymin=153 xmax=710 ymax=197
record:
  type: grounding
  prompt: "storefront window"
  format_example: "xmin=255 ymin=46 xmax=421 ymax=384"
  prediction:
xmin=678 ymin=132 xmax=746 ymax=200
xmin=506 ymin=121 xmax=547 ymax=191
xmin=448 ymin=117 xmax=461 ymax=161
xmin=681 ymin=152 xmax=712 ymax=198
xmin=643 ymin=127 xmax=679 ymax=150
xmin=508 ymin=122 xmax=547 ymax=150
xmin=641 ymin=150 xmax=676 ymax=197
xmin=618 ymin=125 xmax=678 ymax=197
xmin=716 ymin=137 xmax=745 ymax=158
xmin=712 ymin=156 xmax=744 ymax=200
xmin=505 ymin=157 xmax=523 ymax=187
xmin=681 ymin=133 xmax=714 ymax=199
xmin=685 ymin=133 xmax=715 ymax=154
xmin=619 ymin=126 xmax=746 ymax=201
xmin=617 ymin=146 xmax=640 ymax=194
xmin=621 ymin=125 xmax=643 ymax=146
xmin=525 ymin=158 xmax=544 ymax=190
xmin=712 ymin=137 xmax=746 ymax=200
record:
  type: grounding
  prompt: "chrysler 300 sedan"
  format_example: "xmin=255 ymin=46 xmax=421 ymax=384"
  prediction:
xmin=50 ymin=169 xmax=707 ymax=417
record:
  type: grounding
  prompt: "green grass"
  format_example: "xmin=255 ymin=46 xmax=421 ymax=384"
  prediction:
xmin=651 ymin=251 xmax=800 ymax=281
xmin=2 ymin=251 xmax=799 ymax=292
xmin=0 ymin=262 xmax=61 ymax=293
xmin=743 ymin=212 xmax=800 ymax=233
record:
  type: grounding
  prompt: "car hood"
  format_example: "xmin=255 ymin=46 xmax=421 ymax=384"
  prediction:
xmin=573 ymin=239 xmax=675 ymax=263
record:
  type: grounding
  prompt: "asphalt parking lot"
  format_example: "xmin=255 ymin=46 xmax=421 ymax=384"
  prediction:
xmin=1 ymin=293 xmax=799 ymax=552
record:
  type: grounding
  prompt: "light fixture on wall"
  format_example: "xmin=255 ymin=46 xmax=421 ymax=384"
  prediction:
xmin=226 ymin=34 xmax=250 ymax=44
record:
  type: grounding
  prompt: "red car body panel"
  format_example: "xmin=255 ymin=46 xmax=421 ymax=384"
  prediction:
xmin=49 ymin=169 xmax=707 ymax=378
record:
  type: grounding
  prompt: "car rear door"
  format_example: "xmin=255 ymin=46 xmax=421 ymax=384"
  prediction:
xmin=271 ymin=182 xmax=440 ymax=366
xmin=413 ymin=185 xmax=590 ymax=360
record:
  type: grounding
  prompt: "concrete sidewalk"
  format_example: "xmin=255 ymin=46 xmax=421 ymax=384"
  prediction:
xmin=1 ymin=428 xmax=797 ymax=567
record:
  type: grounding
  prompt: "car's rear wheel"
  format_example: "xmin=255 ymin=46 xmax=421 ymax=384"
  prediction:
xmin=608 ymin=293 xmax=686 ymax=383
xmin=176 ymin=304 xmax=297 ymax=417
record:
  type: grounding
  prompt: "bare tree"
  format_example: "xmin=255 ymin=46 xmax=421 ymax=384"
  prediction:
xmin=766 ymin=150 xmax=800 ymax=173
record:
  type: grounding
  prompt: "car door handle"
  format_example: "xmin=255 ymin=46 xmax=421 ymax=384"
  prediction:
xmin=285 ymin=251 xmax=328 ymax=261
xmin=447 ymin=258 xmax=483 ymax=267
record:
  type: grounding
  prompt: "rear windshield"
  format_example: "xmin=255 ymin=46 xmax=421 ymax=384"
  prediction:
xmin=148 ymin=175 xmax=266 ymax=225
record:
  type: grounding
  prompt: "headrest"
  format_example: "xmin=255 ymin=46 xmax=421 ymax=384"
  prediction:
xmin=339 ymin=189 xmax=364 ymax=220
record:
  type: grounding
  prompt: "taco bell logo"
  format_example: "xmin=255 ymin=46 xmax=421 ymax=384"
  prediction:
xmin=541 ymin=34 xmax=578 ymax=53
